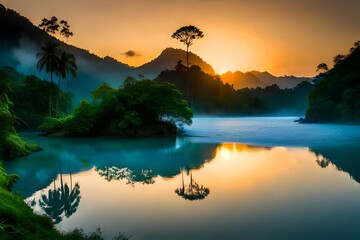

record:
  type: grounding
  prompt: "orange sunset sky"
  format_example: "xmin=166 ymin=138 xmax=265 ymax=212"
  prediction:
xmin=1 ymin=0 xmax=360 ymax=76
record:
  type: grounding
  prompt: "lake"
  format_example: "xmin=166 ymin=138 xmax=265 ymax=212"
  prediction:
xmin=4 ymin=117 xmax=360 ymax=239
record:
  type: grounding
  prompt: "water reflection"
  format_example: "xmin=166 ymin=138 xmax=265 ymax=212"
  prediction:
xmin=310 ymin=146 xmax=360 ymax=183
xmin=4 ymin=133 xmax=360 ymax=239
xmin=175 ymin=169 xmax=210 ymax=201
xmin=95 ymin=167 xmax=156 ymax=186
xmin=38 ymin=181 xmax=81 ymax=224
xmin=4 ymin=134 xmax=218 ymax=196
xmin=37 ymin=155 xmax=81 ymax=224
xmin=39 ymin=182 xmax=63 ymax=224
xmin=315 ymin=154 xmax=330 ymax=168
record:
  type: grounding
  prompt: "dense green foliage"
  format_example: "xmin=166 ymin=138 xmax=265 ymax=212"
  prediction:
xmin=0 ymin=71 xmax=42 ymax=160
xmin=156 ymin=65 xmax=313 ymax=115
xmin=0 ymin=71 xmax=129 ymax=240
xmin=39 ymin=79 xmax=193 ymax=137
xmin=1 ymin=68 xmax=72 ymax=129
xmin=238 ymin=81 xmax=314 ymax=114
xmin=305 ymin=41 xmax=360 ymax=123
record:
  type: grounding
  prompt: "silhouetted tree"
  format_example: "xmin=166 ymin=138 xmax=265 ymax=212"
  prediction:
xmin=60 ymin=20 xmax=73 ymax=41
xmin=350 ymin=40 xmax=360 ymax=53
xmin=39 ymin=16 xmax=60 ymax=35
xmin=172 ymin=25 xmax=204 ymax=68
xmin=36 ymin=41 xmax=61 ymax=117
xmin=39 ymin=17 xmax=73 ymax=42
xmin=316 ymin=63 xmax=328 ymax=73
xmin=333 ymin=54 xmax=345 ymax=64
xmin=56 ymin=51 xmax=77 ymax=117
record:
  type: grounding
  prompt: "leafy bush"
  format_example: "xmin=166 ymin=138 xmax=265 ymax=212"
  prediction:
xmin=38 ymin=117 xmax=66 ymax=134
xmin=0 ymin=73 xmax=42 ymax=160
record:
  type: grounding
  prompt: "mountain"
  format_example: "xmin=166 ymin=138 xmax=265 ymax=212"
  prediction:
xmin=0 ymin=3 xmax=139 ymax=102
xmin=0 ymin=3 xmax=218 ymax=103
xmin=138 ymin=48 xmax=215 ymax=78
xmin=221 ymin=70 xmax=313 ymax=89
xmin=251 ymin=71 xmax=313 ymax=89
xmin=221 ymin=71 xmax=267 ymax=89
xmin=0 ymin=3 xmax=313 ymax=105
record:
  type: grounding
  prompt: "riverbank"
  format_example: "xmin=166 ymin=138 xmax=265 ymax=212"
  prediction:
xmin=0 ymin=162 xmax=63 ymax=239
xmin=0 ymin=162 xmax=130 ymax=239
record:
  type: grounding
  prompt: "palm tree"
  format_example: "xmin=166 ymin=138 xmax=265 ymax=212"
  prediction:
xmin=61 ymin=183 xmax=81 ymax=218
xmin=39 ymin=180 xmax=64 ymax=224
xmin=36 ymin=41 xmax=60 ymax=118
xmin=56 ymin=51 xmax=77 ymax=117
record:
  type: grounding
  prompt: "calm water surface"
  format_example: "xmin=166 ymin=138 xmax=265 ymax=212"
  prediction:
xmin=4 ymin=117 xmax=360 ymax=239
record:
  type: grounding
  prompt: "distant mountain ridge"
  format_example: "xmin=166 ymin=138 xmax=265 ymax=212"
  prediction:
xmin=221 ymin=70 xmax=313 ymax=89
xmin=0 ymin=3 xmax=218 ymax=101
xmin=0 ymin=3 xmax=313 ymax=103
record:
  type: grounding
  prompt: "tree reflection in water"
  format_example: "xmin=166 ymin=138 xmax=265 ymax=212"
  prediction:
xmin=39 ymin=180 xmax=64 ymax=224
xmin=95 ymin=166 xmax=156 ymax=186
xmin=39 ymin=157 xmax=81 ymax=224
xmin=315 ymin=153 xmax=330 ymax=168
xmin=175 ymin=169 xmax=210 ymax=201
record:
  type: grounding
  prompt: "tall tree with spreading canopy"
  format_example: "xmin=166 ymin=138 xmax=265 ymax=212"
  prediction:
xmin=36 ymin=41 xmax=61 ymax=117
xmin=38 ymin=16 xmax=60 ymax=35
xmin=60 ymin=20 xmax=74 ymax=42
xmin=39 ymin=17 xmax=73 ymax=42
xmin=172 ymin=25 xmax=204 ymax=68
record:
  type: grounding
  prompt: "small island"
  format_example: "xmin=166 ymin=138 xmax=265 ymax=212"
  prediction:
xmin=39 ymin=79 xmax=193 ymax=137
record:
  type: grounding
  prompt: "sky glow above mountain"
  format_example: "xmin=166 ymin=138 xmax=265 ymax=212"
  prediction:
xmin=1 ymin=0 xmax=360 ymax=76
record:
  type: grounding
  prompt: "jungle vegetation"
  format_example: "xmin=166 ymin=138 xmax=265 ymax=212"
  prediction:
xmin=304 ymin=40 xmax=360 ymax=123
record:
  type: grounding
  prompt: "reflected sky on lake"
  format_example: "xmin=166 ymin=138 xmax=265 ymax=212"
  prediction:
xmin=4 ymin=118 xmax=360 ymax=239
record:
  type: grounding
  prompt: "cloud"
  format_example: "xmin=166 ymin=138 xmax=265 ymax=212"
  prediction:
xmin=123 ymin=50 xmax=141 ymax=57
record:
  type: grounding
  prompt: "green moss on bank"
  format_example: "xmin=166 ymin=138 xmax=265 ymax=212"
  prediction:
xmin=0 ymin=133 xmax=42 ymax=160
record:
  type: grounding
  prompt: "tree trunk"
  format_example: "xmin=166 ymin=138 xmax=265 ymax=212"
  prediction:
xmin=181 ymin=168 xmax=185 ymax=193
xmin=186 ymin=45 xmax=189 ymax=68
xmin=56 ymin=75 xmax=60 ymax=118
xmin=66 ymin=76 xmax=69 ymax=114
xmin=49 ymin=72 xmax=53 ymax=118
xmin=69 ymin=160 xmax=72 ymax=191
xmin=59 ymin=154 xmax=64 ymax=198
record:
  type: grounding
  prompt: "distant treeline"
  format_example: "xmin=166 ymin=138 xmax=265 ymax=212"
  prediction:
xmin=156 ymin=64 xmax=313 ymax=115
